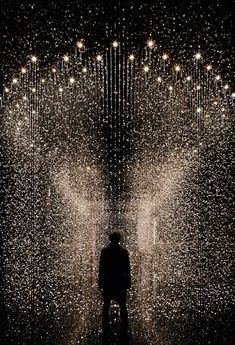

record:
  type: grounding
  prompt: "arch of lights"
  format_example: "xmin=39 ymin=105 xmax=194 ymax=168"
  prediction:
xmin=0 ymin=40 xmax=234 ymax=344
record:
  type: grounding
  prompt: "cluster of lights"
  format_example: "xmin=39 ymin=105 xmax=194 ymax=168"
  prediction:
xmin=1 ymin=42 xmax=235 ymax=103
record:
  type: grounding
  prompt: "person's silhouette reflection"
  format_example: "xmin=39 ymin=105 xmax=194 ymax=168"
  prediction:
xmin=99 ymin=231 xmax=131 ymax=333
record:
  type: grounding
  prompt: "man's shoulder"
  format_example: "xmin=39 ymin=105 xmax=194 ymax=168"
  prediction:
xmin=101 ymin=244 xmax=129 ymax=254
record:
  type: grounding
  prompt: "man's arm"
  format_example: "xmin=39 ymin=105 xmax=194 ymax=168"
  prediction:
xmin=98 ymin=250 xmax=105 ymax=289
xmin=125 ymin=251 xmax=131 ymax=289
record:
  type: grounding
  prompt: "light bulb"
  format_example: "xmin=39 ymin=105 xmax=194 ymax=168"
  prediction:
xmin=96 ymin=55 xmax=102 ymax=62
xmin=147 ymin=39 xmax=155 ymax=48
xmin=144 ymin=65 xmax=149 ymax=72
xmin=195 ymin=52 xmax=201 ymax=60
xmin=112 ymin=41 xmax=118 ymax=48
xmin=77 ymin=41 xmax=84 ymax=49
xmin=175 ymin=65 xmax=181 ymax=72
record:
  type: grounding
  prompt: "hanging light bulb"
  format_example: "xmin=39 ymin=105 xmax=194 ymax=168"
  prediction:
xmin=96 ymin=54 xmax=102 ymax=62
xmin=147 ymin=39 xmax=155 ymax=48
xmin=144 ymin=65 xmax=149 ymax=72
xmin=195 ymin=52 xmax=202 ymax=60
xmin=77 ymin=41 xmax=84 ymax=49
xmin=63 ymin=55 xmax=69 ymax=62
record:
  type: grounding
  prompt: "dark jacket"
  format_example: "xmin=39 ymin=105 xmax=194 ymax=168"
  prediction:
xmin=99 ymin=243 xmax=131 ymax=292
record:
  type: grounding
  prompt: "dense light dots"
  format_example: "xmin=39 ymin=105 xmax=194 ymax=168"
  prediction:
xmin=0 ymin=7 xmax=234 ymax=343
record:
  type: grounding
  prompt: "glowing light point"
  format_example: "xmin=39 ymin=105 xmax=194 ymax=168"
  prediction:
xmin=23 ymin=96 xmax=27 ymax=101
xmin=221 ymin=107 xmax=225 ymax=112
xmin=129 ymin=54 xmax=135 ymax=61
xmin=69 ymin=77 xmax=75 ymax=84
xmin=196 ymin=85 xmax=201 ymax=90
xmin=144 ymin=65 xmax=149 ymax=72
xmin=96 ymin=54 xmax=102 ymax=62
xmin=12 ymin=78 xmax=18 ymax=84
xmin=147 ymin=39 xmax=155 ymax=48
xmin=195 ymin=52 xmax=202 ymax=60
xmin=52 ymin=68 xmax=56 ymax=73
xmin=5 ymin=87 xmax=9 ymax=93
xmin=31 ymin=56 xmax=37 ymax=63
xmin=63 ymin=55 xmax=69 ymax=62
xmin=21 ymin=67 xmax=27 ymax=74
xmin=231 ymin=92 xmax=235 ymax=98
xmin=197 ymin=107 xmax=202 ymax=113
xmin=162 ymin=53 xmax=169 ymax=60
xmin=59 ymin=87 xmax=63 ymax=92
xmin=169 ymin=86 xmax=173 ymax=91
xmin=206 ymin=65 xmax=212 ymax=71
xmin=175 ymin=65 xmax=181 ymax=72
xmin=41 ymin=78 xmax=45 ymax=83
xmin=112 ymin=41 xmax=118 ymax=48
xmin=215 ymin=75 xmax=221 ymax=81
xmin=32 ymin=88 xmax=36 ymax=93
xmin=82 ymin=67 xmax=87 ymax=73
xmin=224 ymin=84 xmax=229 ymax=90
xmin=157 ymin=76 xmax=162 ymax=82
xmin=186 ymin=76 xmax=192 ymax=81
xmin=77 ymin=41 xmax=84 ymax=49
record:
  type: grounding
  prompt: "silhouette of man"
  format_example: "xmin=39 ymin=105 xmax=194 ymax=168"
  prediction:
xmin=99 ymin=231 xmax=131 ymax=332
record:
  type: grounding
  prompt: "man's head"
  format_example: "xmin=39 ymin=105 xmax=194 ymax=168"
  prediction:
xmin=109 ymin=231 xmax=121 ymax=244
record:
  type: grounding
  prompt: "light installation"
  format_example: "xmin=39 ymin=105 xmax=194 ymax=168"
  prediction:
xmin=0 ymin=40 xmax=234 ymax=344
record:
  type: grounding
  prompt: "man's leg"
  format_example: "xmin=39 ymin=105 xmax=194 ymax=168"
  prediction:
xmin=118 ymin=291 xmax=128 ymax=330
xmin=102 ymin=293 xmax=111 ymax=331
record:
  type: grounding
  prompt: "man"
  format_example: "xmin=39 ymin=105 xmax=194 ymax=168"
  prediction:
xmin=99 ymin=231 xmax=131 ymax=331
